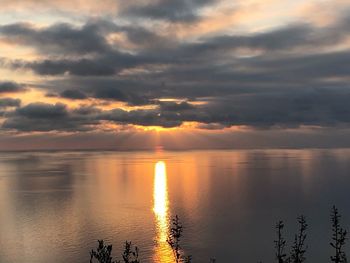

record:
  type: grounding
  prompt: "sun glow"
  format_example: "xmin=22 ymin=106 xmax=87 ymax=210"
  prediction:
xmin=153 ymin=161 xmax=173 ymax=262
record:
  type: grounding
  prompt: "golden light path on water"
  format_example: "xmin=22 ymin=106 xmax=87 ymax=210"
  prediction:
xmin=153 ymin=161 xmax=174 ymax=262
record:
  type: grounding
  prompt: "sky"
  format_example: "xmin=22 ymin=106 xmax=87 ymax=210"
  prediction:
xmin=1 ymin=0 xmax=350 ymax=150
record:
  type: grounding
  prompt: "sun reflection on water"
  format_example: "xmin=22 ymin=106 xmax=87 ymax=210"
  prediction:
xmin=153 ymin=161 xmax=174 ymax=262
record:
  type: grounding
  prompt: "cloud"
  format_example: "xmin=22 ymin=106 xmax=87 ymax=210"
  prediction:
xmin=3 ymin=85 xmax=350 ymax=133
xmin=1 ymin=5 xmax=350 ymax=139
xmin=15 ymin=102 xmax=68 ymax=119
xmin=94 ymin=87 xmax=350 ymax=129
xmin=60 ymin=89 xmax=87 ymax=100
xmin=1 ymin=13 xmax=350 ymax=80
xmin=158 ymin=101 xmax=195 ymax=111
xmin=0 ymin=81 xmax=26 ymax=93
xmin=2 ymin=103 xmax=100 ymax=132
xmin=91 ymin=86 xmax=151 ymax=105
xmin=0 ymin=21 xmax=115 ymax=55
xmin=71 ymin=106 xmax=101 ymax=115
xmin=0 ymin=98 xmax=21 ymax=108
xmin=2 ymin=18 xmax=350 ymax=78
xmin=99 ymin=108 xmax=182 ymax=128
xmin=196 ymin=89 xmax=350 ymax=128
xmin=0 ymin=98 xmax=21 ymax=116
xmin=7 ymin=50 xmax=147 ymax=76
xmin=122 ymin=0 xmax=214 ymax=22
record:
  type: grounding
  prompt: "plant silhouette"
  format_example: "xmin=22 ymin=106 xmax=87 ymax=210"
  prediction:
xmin=330 ymin=206 xmax=347 ymax=263
xmin=290 ymin=215 xmax=307 ymax=263
xmin=89 ymin=207 xmax=350 ymax=263
xmin=275 ymin=221 xmax=287 ymax=263
xmin=90 ymin=240 xmax=116 ymax=263
xmin=90 ymin=240 xmax=139 ymax=263
xmin=121 ymin=241 xmax=140 ymax=263
xmin=167 ymin=215 xmax=192 ymax=263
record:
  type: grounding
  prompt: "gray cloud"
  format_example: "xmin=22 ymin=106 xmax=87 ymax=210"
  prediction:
xmin=196 ymin=88 xmax=350 ymax=128
xmin=60 ymin=89 xmax=87 ymax=100
xmin=1 ymin=102 xmax=184 ymax=131
xmin=122 ymin=0 xmax=214 ymax=22
xmin=3 ymin=86 xmax=350 ymax=132
xmin=20 ymin=56 xmax=129 ymax=76
xmin=96 ymin=88 xmax=350 ymax=129
xmin=120 ymin=26 xmax=174 ymax=50
xmin=0 ymin=21 xmax=114 ymax=55
xmin=91 ymin=86 xmax=152 ymax=105
xmin=158 ymin=101 xmax=195 ymax=111
xmin=2 ymin=103 xmax=99 ymax=132
xmin=0 ymin=81 xmax=26 ymax=93
xmin=71 ymin=106 xmax=101 ymax=115
xmin=43 ymin=79 xmax=156 ymax=105
xmin=0 ymin=98 xmax=21 ymax=108
xmin=2 ymin=22 xmax=348 ymax=79
xmin=98 ymin=108 xmax=182 ymax=128
xmin=15 ymin=102 xmax=68 ymax=119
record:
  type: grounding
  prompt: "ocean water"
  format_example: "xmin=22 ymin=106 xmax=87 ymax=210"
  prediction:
xmin=0 ymin=149 xmax=350 ymax=263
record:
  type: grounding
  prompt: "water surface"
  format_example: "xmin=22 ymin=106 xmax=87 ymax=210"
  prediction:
xmin=0 ymin=149 xmax=350 ymax=262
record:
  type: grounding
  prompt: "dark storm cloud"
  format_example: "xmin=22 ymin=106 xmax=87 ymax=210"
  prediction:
xmin=205 ymin=14 xmax=350 ymax=53
xmin=98 ymin=108 xmax=182 ymax=127
xmin=0 ymin=21 xmax=114 ymax=55
xmin=158 ymin=101 xmax=195 ymax=111
xmin=2 ymin=103 xmax=100 ymax=132
xmin=60 ymin=89 xmax=87 ymax=100
xmin=0 ymin=98 xmax=21 ymax=108
xmin=97 ymin=88 xmax=350 ymax=129
xmin=180 ymin=23 xmax=347 ymax=56
xmin=0 ymin=19 xmax=173 ymax=55
xmin=197 ymin=89 xmax=350 ymax=128
xmin=86 ymin=88 xmax=350 ymax=129
xmin=16 ymin=102 xmax=68 ymax=119
xmin=177 ymin=25 xmax=313 ymax=56
xmin=121 ymin=26 xmax=174 ymax=49
xmin=44 ymin=77 xmax=158 ymax=105
xmin=0 ymin=97 xmax=21 ymax=117
xmin=2 ymin=116 xmax=94 ymax=132
xmin=71 ymin=106 xmax=101 ymax=115
xmin=1 ymin=102 xmax=184 ymax=131
xmin=92 ymin=86 xmax=151 ymax=105
xmin=20 ymin=55 xmax=137 ymax=76
xmin=122 ymin=0 xmax=214 ymax=22
xmin=250 ymin=51 xmax=350 ymax=80
xmin=0 ymin=81 xmax=26 ymax=93
xmin=43 ymin=79 xmax=156 ymax=105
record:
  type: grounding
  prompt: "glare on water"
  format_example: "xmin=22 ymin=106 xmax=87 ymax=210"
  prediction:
xmin=153 ymin=161 xmax=174 ymax=262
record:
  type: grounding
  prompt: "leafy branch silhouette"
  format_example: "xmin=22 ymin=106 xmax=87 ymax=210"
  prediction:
xmin=275 ymin=221 xmax=287 ymax=263
xmin=330 ymin=206 xmax=347 ymax=263
xmin=290 ymin=215 xmax=307 ymax=263
xmin=167 ymin=215 xmax=192 ymax=263
xmin=90 ymin=240 xmax=139 ymax=263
